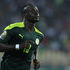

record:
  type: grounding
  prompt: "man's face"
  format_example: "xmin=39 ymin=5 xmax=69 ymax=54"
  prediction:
xmin=26 ymin=6 xmax=40 ymax=23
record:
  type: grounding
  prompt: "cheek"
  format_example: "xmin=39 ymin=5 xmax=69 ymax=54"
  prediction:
xmin=26 ymin=15 xmax=33 ymax=21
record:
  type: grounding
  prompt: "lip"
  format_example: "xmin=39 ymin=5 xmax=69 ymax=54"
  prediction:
xmin=36 ymin=16 xmax=39 ymax=20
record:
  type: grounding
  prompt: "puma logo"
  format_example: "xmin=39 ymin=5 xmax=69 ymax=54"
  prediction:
xmin=19 ymin=34 xmax=24 ymax=39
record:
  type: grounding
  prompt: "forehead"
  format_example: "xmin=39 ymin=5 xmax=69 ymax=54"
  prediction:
xmin=34 ymin=6 xmax=39 ymax=11
xmin=31 ymin=6 xmax=39 ymax=14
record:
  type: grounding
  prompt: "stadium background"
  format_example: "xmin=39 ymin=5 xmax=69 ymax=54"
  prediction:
xmin=0 ymin=0 xmax=70 ymax=70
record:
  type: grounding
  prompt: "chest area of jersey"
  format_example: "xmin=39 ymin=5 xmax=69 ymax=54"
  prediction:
xmin=15 ymin=28 xmax=40 ymax=43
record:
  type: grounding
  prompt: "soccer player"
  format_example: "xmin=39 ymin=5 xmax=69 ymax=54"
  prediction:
xmin=0 ymin=3 xmax=44 ymax=70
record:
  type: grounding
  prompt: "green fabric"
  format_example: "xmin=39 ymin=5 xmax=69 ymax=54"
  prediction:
xmin=0 ymin=22 xmax=44 ymax=70
xmin=1 ymin=58 xmax=31 ymax=70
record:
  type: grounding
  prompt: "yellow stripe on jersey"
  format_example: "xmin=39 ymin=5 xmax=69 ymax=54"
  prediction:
xmin=4 ymin=22 xmax=25 ymax=31
xmin=23 ymin=44 xmax=31 ymax=53
xmin=34 ymin=27 xmax=44 ymax=35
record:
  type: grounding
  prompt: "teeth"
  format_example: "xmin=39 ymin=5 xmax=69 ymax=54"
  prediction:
xmin=34 ymin=18 xmax=39 ymax=21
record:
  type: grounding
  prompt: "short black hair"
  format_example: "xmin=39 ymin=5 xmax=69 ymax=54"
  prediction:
xmin=21 ymin=3 xmax=39 ymax=18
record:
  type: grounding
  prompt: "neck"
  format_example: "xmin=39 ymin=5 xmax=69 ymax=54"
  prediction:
xmin=24 ymin=19 xmax=35 ymax=32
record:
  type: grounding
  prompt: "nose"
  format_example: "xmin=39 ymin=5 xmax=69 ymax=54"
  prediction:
xmin=37 ymin=13 xmax=39 ymax=17
xmin=37 ymin=13 xmax=39 ymax=20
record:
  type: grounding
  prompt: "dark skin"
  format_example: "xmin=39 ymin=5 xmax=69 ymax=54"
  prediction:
xmin=24 ymin=19 xmax=35 ymax=32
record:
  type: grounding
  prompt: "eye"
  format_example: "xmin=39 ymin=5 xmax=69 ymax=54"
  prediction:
xmin=30 ymin=12 xmax=35 ymax=17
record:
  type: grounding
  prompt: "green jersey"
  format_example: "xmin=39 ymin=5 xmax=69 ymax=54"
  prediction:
xmin=0 ymin=22 xmax=44 ymax=70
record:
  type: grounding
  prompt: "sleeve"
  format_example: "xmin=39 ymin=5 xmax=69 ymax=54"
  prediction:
xmin=0 ymin=30 xmax=12 ymax=43
xmin=39 ymin=34 xmax=44 ymax=42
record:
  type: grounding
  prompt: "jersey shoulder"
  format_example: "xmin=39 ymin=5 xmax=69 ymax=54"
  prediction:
xmin=34 ymin=27 xmax=44 ymax=37
xmin=4 ymin=22 xmax=25 ymax=31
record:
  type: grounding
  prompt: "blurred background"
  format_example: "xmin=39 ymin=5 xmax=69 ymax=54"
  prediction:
xmin=0 ymin=0 xmax=70 ymax=70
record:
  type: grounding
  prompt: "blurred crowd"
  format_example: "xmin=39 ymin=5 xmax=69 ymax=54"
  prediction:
xmin=0 ymin=0 xmax=70 ymax=69
xmin=37 ymin=0 xmax=70 ymax=53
